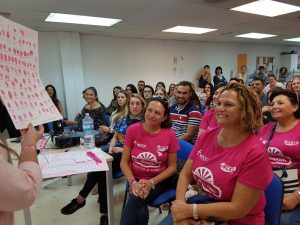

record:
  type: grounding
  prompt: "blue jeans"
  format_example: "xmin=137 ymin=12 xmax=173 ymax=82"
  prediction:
xmin=120 ymin=179 xmax=171 ymax=225
xmin=281 ymin=204 xmax=300 ymax=225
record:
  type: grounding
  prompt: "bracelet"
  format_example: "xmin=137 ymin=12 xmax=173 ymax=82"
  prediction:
xmin=22 ymin=145 xmax=36 ymax=151
xmin=129 ymin=178 xmax=137 ymax=187
xmin=192 ymin=204 xmax=199 ymax=220
xmin=150 ymin=179 xmax=155 ymax=189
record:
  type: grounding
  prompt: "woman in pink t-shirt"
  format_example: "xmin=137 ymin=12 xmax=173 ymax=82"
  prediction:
xmin=120 ymin=97 xmax=179 ymax=225
xmin=171 ymin=83 xmax=273 ymax=225
xmin=0 ymin=123 xmax=43 ymax=225
xmin=198 ymin=83 xmax=227 ymax=136
xmin=257 ymin=88 xmax=300 ymax=225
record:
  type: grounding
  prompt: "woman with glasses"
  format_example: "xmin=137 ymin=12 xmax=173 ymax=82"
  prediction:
xmin=257 ymin=88 xmax=300 ymax=225
xmin=120 ymin=97 xmax=179 ymax=225
xmin=143 ymin=85 xmax=155 ymax=104
xmin=172 ymin=83 xmax=272 ymax=225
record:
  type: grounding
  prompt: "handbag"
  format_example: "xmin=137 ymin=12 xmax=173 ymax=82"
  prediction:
xmin=95 ymin=132 xmax=113 ymax=147
xmin=265 ymin=123 xmax=299 ymax=196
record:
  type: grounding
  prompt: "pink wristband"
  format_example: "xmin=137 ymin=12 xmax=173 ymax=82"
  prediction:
xmin=22 ymin=145 xmax=36 ymax=151
xmin=129 ymin=178 xmax=137 ymax=186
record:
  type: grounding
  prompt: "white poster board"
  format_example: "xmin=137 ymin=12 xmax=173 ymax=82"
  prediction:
xmin=0 ymin=16 xmax=62 ymax=129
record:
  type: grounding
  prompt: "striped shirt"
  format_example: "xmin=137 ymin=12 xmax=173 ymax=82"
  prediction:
xmin=170 ymin=101 xmax=202 ymax=144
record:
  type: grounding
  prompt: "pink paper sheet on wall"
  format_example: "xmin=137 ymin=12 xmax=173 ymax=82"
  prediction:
xmin=0 ymin=15 xmax=62 ymax=129
xmin=38 ymin=149 xmax=109 ymax=179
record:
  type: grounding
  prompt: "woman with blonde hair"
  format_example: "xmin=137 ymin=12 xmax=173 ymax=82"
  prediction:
xmin=172 ymin=83 xmax=272 ymax=225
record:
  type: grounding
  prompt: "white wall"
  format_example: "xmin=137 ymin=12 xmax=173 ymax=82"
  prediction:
xmin=38 ymin=32 xmax=300 ymax=117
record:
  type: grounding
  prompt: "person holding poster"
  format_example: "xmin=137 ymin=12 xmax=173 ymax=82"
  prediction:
xmin=0 ymin=123 xmax=43 ymax=225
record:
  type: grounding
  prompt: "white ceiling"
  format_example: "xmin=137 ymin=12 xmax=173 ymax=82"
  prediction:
xmin=1 ymin=0 xmax=300 ymax=45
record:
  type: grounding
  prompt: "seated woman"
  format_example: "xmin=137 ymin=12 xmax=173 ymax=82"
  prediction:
xmin=171 ymin=83 xmax=273 ymax=225
xmin=120 ymin=97 xmax=179 ymax=225
xmin=99 ymin=90 xmax=129 ymax=136
xmin=105 ymin=86 xmax=122 ymax=115
xmin=198 ymin=83 xmax=213 ymax=111
xmin=46 ymin=84 xmax=64 ymax=116
xmin=44 ymin=84 xmax=76 ymax=132
xmin=199 ymin=83 xmax=226 ymax=136
xmin=155 ymin=87 xmax=167 ymax=99
xmin=75 ymin=87 xmax=107 ymax=132
xmin=257 ymin=88 xmax=300 ymax=225
xmin=143 ymin=85 xmax=155 ymax=104
xmin=167 ymin=83 xmax=176 ymax=99
xmin=61 ymin=94 xmax=146 ymax=225
xmin=126 ymin=84 xmax=138 ymax=95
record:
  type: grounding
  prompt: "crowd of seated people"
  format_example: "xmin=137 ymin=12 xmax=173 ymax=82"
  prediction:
xmin=40 ymin=65 xmax=300 ymax=225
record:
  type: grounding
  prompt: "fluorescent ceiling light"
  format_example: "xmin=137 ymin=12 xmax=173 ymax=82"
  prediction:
xmin=231 ymin=0 xmax=300 ymax=17
xmin=45 ymin=13 xmax=121 ymax=26
xmin=235 ymin=32 xmax=277 ymax=39
xmin=284 ymin=37 xmax=300 ymax=42
xmin=163 ymin=26 xmax=217 ymax=34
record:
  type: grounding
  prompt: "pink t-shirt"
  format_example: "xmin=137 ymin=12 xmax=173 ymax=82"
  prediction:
xmin=124 ymin=122 xmax=179 ymax=180
xmin=0 ymin=147 xmax=42 ymax=225
xmin=200 ymin=109 xmax=219 ymax=130
xmin=189 ymin=128 xmax=273 ymax=225
xmin=257 ymin=121 xmax=300 ymax=170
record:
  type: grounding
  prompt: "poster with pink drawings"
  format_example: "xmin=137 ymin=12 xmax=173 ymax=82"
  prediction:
xmin=0 ymin=16 xmax=62 ymax=129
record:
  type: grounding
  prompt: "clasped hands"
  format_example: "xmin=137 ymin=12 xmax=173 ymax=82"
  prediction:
xmin=131 ymin=179 xmax=153 ymax=199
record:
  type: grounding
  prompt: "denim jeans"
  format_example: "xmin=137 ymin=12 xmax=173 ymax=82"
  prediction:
xmin=281 ymin=204 xmax=300 ymax=225
xmin=120 ymin=179 xmax=171 ymax=225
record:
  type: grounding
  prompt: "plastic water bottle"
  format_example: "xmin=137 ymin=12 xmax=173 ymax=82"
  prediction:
xmin=82 ymin=113 xmax=95 ymax=150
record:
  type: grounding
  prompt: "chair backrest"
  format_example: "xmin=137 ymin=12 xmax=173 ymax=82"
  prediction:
xmin=264 ymin=174 xmax=283 ymax=225
xmin=105 ymin=115 xmax=111 ymax=127
xmin=177 ymin=140 xmax=193 ymax=160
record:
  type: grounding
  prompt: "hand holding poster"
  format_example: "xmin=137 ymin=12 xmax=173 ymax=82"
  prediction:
xmin=0 ymin=15 xmax=62 ymax=129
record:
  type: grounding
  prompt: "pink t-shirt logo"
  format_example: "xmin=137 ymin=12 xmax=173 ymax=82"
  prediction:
xmin=156 ymin=145 xmax=169 ymax=157
xmin=193 ymin=167 xmax=222 ymax=198
xmin=220 ymin=162 xmax=236 ymax=173
xmin=268 ymin=147 xmax=291 ymax=166
xmin=132 ymin=152 xmax=162 ymax=168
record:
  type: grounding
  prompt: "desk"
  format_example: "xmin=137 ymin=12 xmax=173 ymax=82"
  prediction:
xmin=7 ymin=138 xmax=114 ymax=225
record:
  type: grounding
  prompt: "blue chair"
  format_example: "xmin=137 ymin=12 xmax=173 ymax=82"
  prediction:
xmin=105 ymin=115 xmax=111 ymax=127
xmin=148 ymin=140 xmax=193 ymax=212
xmin=264 ymin=174 xmax=283 ymax=225
xmin=113 ymin=170 xmax=124 ymax=179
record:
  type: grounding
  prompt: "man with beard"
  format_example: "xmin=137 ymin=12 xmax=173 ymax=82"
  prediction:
xmin=170 ymin=81 xmax=201 ymax=144
xmin=251 ymin=77 xmax=266 ymax=107
xmin=137 ymin=80 xmax=145 ymax=97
